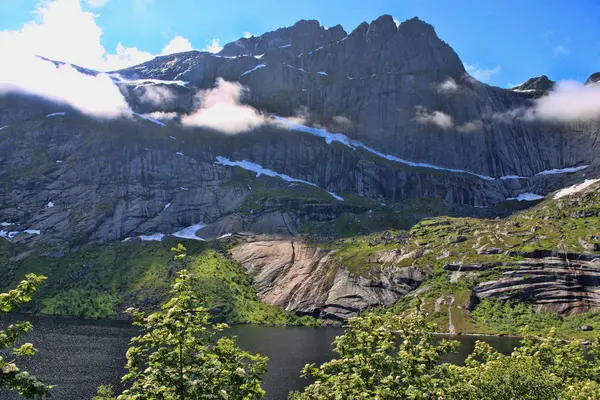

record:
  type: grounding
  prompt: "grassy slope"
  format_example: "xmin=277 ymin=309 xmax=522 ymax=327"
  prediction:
xmin=0 ymin=238 xmax=316 ymax=326
xmin=310 ymin=183 xmax=600 ymax=338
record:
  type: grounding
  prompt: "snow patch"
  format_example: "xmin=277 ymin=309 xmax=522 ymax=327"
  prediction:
xmin=46 ymin=112 xmax=66 ymax=117
xmin=217 ymin=233 xmax=233 ymax=239
xmin=139 ymin=233 xmax=164 ymax=241
xmin=1 ymin=222 xmax=13 ymax=227
xmin=535 ymin=165 xmax=588 ymax=176
xmin=163 ymin=203 xmax=171 ymax=210
xmin=216 ymin=156 xmax=342 ymax=200
xmin=554 ymin=179 xmax=600 ymax=199
xmin=47 ymin=201 xmax=54 ymax=208
xmin=346 ymin=76 xmax=354 ymax=80
xmin=506 ymin=193 xmax=544 ymax=201
xmin=298 ymin=68 xmax=307 ymax=73
xmin=339 ymin=36 xmax=348 ymax=42
xmin=176 ymin=151 xmax=184 ymax=156
xmin=500 ymin=175 xmax=528 ymax=180
xmin=327 ymin=192 xmax=344 ymax=201
xmin=112 ymin=76 xmax=189 ymax=88
xmin=128 ymin=111 xmax=166 ymax=127
xmin=172 ymin=223 xmax=206 ymax=241
xmin=279 ymin=44 xmax=292 ymax=48
xmin=241 ymin=63 xmax=266 ymax=77
xmin=170 ymin=136 xmax=177 ymax=140
xmin=180 ymin=187 xmax=189 ymax=191
xmin=24 ymin=229 xmax=41 ymax=235
xmin=0 ymin=125 xmax=8 ymax=131
xmin=314 ymin=46 xmax=324 ymax=52
xmin=317 ymin=71 xmax=328 ymax=76
xmin=274 ymin=116 xmax=495 ymax=180
xmin=56 ymin=160 xmax=64 ymax=163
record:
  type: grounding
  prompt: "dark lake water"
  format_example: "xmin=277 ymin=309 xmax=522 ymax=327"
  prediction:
xmin=1 ymin=315 xmax=522 ymax=400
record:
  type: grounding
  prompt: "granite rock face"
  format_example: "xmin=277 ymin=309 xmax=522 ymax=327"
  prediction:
xmin=446 ymin=252 xmax=600 ymax=316
xmin=231 ymin=239 xmax=428 ymax=319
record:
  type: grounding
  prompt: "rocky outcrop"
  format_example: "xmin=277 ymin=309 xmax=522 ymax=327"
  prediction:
xmin=230 ymin=240 xmax=428 ymax=319
xmin=585 ymin=72 xmax=600 ymax=85
xmin=511 ymin=75 xmax=555 ymax=98
xmin=454 ymin=252 xmax=600 ymax=315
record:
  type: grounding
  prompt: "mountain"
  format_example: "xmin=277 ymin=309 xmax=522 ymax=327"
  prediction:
xmin=586 ymin=72 xmax=600 ymax=85
xmin=511 ymin=75 xmax=555 ymax=98
xmin=1 ymin=15 xmax=599 ymax=328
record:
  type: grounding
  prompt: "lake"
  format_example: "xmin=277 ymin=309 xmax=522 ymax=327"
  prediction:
xmin=1 ymin=315 xmax=521 ymax=400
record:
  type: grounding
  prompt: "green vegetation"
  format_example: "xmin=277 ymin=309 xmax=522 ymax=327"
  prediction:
xmin=0 ymin=239 xmax=315 ymax=326
xmin=0 ymin=274 xmax=52 ymax=399
xmin=291 ymin=313 xmax=600 ymax=400
xmin=94 ymin=245 xmax=267 ymax=400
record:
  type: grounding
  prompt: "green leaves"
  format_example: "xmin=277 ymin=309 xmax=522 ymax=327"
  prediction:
xmin=104 ymin=258 xmax=267 ymax=400
xmin=1 ymin=273 xmax=52 ymax=399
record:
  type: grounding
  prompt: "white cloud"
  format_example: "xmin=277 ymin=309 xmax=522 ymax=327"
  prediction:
xmin=526 ymin=80 xmax=600 ymax=122
xmin=243 ymin=32 xmax=252 ymax=39
xmin=0 ymin=0 xmax=193 ymax=71
xmin=0 ymin=54 xmax=129 ymax=118
xmin=181 ymin=77 xmax=266 ymax=134
xmin=145 ymin=111 xmax=178 ymax=121
xmin=84 ymin=0 xmax=109 ymax=6
xmin=161 ymin=36 xmax=194 ymax=55
xmin=139 ymin=86 xmax=176 ymax=106
xmin=457 ymin=120 xmax=484 ymax=133
xmin=464 ymin=63 xmax=502 ymax=83
xmin=553 ymin=45 xmax=570 ymax=56
xmin=438 ymin=78 xmax=459 ymax=93
xmin=203 ymin=39 xmax=223 ymax=53
xmin=415 ymin=107 xmax=454 ymax=129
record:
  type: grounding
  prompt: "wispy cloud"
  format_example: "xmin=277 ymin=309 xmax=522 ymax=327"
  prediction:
xmin=438 ymin=77 xmax=459 ymax=93
xmin=526 ymin=80 xmax=600 ymax=121
xmin=415 ymin=106 xmax=454 ymax=129
xmin=464 ymin=63 xmax=502 ymax=83
xmin=203 ymin=39 xmax=223 ymax=53
xmin=181 ymin=78 xmax=267 ymax=133
xmin=553 ymin=45 xmax=570 ymax=56
xmin=84 ymin=0 xmax=109 ymax=6
xmin=161 ymin=36 xmax=194 ymax=55
xmin=0 ymin=0 xmax=194 ymax=71
xmin=393 ymin=18 xmax=400 ymax=27
xmin=243 ymin=32 xmax=252 ymax=39
xmin=0 ymin=54 xmax=129 ymax=118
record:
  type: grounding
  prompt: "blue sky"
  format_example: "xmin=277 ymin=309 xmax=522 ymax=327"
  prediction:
xmin=1 ymin=0 xmax=599 ymax=86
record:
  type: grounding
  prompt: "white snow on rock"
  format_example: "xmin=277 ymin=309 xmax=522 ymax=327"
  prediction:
xmin=370 ymin=74 xmax=377 ymax=78
xmin=273 ymin=116 xmax=495 ymax=180
xmin=47 ymin=201 xmax=54 ymax=208
xmin=241 ymin=64 xmax=266 ymax=77
xmin=1 ymin=222 xmax=13 ymax=227
xmin=56 ymin=160 xmax=64 ymax=163
xmin=217 ymin=233 xmax=233 ymax=239
xmin=279 ymin=44 xmax=292 ymax=48
xmin=163 ymin=203 xmax=171 ymax=210
xmin=535 ymin=165 xmax=588 ymax=176
xmin=128 ymin=111 xmax=166 ymax=127
xmin=24 ymin=229 xmax=41 ymax=235
xmin=554 ymin=179 xmax=600 ymax=199
xmin=254 ymin=54 xmax=264 ymax=59
xmin=111 ymin=74 xmax=189 ymax=88
xmin=346 ymin=76 xmax=354 ymax=80
xmin=216 ymin=156 xmax=343 ymax=201
xmin=46 ymin=112 xmax=66 ymax=117
xmin=176 ymin=151 xmax=184 ymax=156
xmin=172 ymin=223 xmax=206 ymax=241
xmin=339 ymin=36 xmax=349 ymax=42
xmin=298 ymin=68 xmax=307 ymax=73
xmin=506 ymin=193 xmax=544 ymax=201
xmin=314 ymin=46 xmax=324 ymax=52
xmin=317 ymin=71 xmax=328 ymax=76
xmin=139 ymin=233 xmax=165 ymax=241
xmin=180 ymin=187 xmax=189 ymax=191
xmin=274 ymin=116 xmax=591 ymax=182
xmin=0 ymin=125 xmax=8 ymax=131
xmin=170 ymin=136 xmax=177 ymax=140
xmin=327 ymin=192 xmax=344 ymax=201
xmin=500 ymin=175 xmax=528 ymax=180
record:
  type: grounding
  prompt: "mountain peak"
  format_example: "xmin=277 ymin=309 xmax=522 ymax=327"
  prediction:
xmin=511 ymin=75 xmax=555 ymax=98
xmin=585 ymin=72 xmax=600 ymax=85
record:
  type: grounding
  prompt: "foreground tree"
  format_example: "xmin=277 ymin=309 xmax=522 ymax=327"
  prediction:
xmin=98 ymin=244 xmax=267 ymax=400
xmin=291 ymin=312 xmax=600 ymax=400
xmin=0 ymin=274 xmax=52 ymax=399
xmin=441 ymin=328 xmax=600 ymax=400
xmin=289 ymin=313 xmax=457 ymax=399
